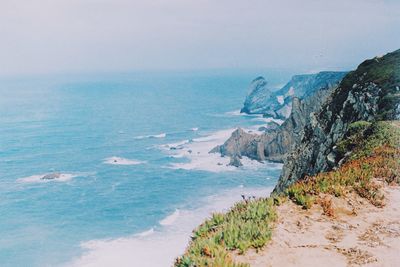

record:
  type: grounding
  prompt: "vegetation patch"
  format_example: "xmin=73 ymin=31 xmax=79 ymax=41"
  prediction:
xmin=175 ymin=197 xmax=277 ymax=267
xmin=286 ymin=121 xmax=400 ymax=209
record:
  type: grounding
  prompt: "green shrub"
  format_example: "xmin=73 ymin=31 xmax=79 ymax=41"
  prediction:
xmin=175 ymin=197 xmax=276 ymax=266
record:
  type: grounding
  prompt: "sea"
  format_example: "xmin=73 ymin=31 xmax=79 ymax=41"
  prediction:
xmin=0 ymin=70 xmax=293 ymax=267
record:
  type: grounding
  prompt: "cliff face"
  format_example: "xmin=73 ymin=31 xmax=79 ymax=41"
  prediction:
xmin=275 ymin=49 xmax=400 ymax=193
xmin=240 ymin=71 xmax=347 ymax=119
xmin=263 ymin=85 xmax=335 ymax=161
xmin=212 ymin=79 xmax=338 ymax=164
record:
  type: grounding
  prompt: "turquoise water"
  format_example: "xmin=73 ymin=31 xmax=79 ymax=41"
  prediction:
xmin=0 ymin=71 xmax=291 ymax=266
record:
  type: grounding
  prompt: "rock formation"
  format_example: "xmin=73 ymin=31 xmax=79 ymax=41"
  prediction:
xmin=240 ymin=76 xmax=273 ymax=114
xmin=275 ymin=49 xmax=400 ymax=192
xmin=241 ymin=71 xmax=347 ymax=119
xmin=212 ymin=72 xmax=343 ymax=164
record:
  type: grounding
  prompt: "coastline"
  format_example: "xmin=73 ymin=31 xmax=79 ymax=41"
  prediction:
xmin=68 ymin=115 xmax=285 ymax=267
xmin=175 ymin=119 xmax=400 ymax=266
xmin=69 ymin=186 xmax=276 ymax=267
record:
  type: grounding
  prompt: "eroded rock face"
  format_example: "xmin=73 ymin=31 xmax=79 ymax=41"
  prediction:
xmin=210 ymin=128 xmax=272 ymax=162
xmin=274 ymin=49 xmax=400 ymax=193
xmin=212 ymin=82 xmax=336 ymax=165
xmin=240 ymin=72 xmax=347 ymax=119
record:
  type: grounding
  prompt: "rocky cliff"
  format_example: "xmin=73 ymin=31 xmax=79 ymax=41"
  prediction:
xmin=241 ymin=71 xmax=347 ymax=119
xmin=274 ymin=49 xmax=400 ymax=193
xmin=212 ymin=72 xmax=343 ymax=165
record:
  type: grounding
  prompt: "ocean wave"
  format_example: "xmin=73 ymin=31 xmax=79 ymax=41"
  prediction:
xmin=159 ymin=209 xmax=180 ymax=226
xmin=224 ymin=109 xmax=242 ymax=116
xmin=190 ymin=127 xmax=199 ymax=131
xmin=68 ymin=187 xmax=274 ymax=267
xmin=103 ymin=157 xmax=146 ymax=165
xmin=17 ymin=173 xmax=77 ymax=184
xmin=134 ymin=133 xmax=166 ymax=140
xmin=163 ymin=129 xmax=237 ymax=172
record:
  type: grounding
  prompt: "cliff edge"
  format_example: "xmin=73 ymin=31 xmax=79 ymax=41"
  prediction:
xmin=275 ymin=49 xmax=400 ymax=193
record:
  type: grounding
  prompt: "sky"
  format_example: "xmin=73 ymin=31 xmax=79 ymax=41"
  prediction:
xmin=0 ymin=0 xmax=399 ymax=75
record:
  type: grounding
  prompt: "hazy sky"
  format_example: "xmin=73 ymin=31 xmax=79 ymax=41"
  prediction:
xmin=0 ymin=0 xmax=399 ymax=75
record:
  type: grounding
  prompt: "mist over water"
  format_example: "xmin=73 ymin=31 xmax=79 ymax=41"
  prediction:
xmin=0 ymin=71 xmax=289 ymax=266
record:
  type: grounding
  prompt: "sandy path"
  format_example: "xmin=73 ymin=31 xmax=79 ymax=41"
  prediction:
xmin=234 ymin=186 xmax=400 ymax=267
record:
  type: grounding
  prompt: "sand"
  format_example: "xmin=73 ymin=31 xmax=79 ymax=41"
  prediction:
xmin=233 ymin=185 xmax=400 ymax=267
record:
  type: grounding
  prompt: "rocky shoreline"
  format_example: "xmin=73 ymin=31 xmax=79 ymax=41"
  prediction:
xmin=212 ymin=49 xmax=400 ymax=192
xmin=176 ymin=49 xmax=400 ymax=266
xmin=210 ymin=81 xmax=338 ymax=165
xmin=275 ymin=49 xmax=400 ymax=193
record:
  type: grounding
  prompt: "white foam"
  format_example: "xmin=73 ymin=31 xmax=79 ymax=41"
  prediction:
xmin=153 ymin=133 xmax=167 ymax=138
xmin=168 ymin=154 xmax=185 ymax=159
xmin=159 ymin=209 xmax=180 ymax=226
xmin=103 ymin=157 xmax=145 ymax=166
xmin=210 ymin=110 xmax=263 ymax=118
xmin=161 ymin=139 xmax=190 ymax=150
xmin=134 ymin=133 xmax=166 ymax=140
xmin=190 ymin=127 xmax=199 ymax=131
xmin=68 ymin=187 xmax=274 ymax=267
xmin=134 ymin=228 xmax=155 ymax=238
xmin=250 ymin=117 xmax=284 ymax=125
xmin=161 ymin=128 xmax=281 ymax=172
xmin=241 ymin=158 xmax=282 ymax=170
xmin=17 ymin=173 xmax=77 ymax=184
xmin=224 ymin=109 xmax=242 ymax=116
xmin=163 ymin=128 xmax=237 ymax=172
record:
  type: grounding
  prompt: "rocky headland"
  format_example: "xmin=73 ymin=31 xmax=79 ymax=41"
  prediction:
xmin=176 ymin=49 xmax=400 ymax=267
xmin=211 ymin=71 xmax=347 ymax=165
xmin=276 ymin=49 xmax=400 ymax=193
xmin=240 ymin=71 xmax=347 ymax=119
